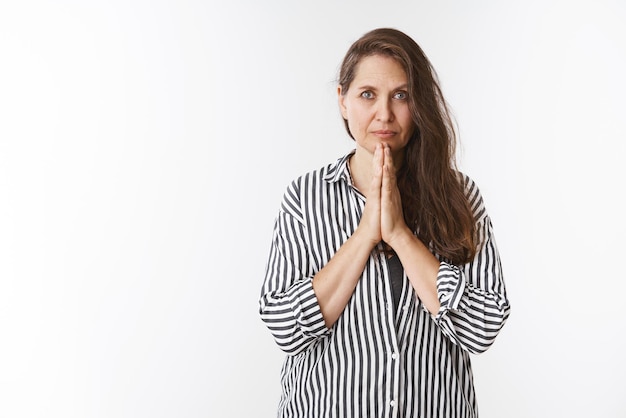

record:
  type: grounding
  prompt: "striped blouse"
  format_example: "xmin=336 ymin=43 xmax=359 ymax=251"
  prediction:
xmin=259 ymin=151 xmax=510 ymax=418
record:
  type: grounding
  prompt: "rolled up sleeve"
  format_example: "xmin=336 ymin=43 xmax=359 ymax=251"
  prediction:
xmin=428 ymin=215 xmax=510 ymax=354
xmin=427 ymin=175 xmax=511 ymax=354
xmin=259 ymin=202 xmax=330 ymax=356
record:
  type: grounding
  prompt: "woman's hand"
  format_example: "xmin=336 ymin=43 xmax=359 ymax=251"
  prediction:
xmin=356 ymin=144 xmax=384 ymax=246
xmin=380 ymin=143 xmax=412 ymax=247
xmin=356 ymin=142 xmax=411 ymax=248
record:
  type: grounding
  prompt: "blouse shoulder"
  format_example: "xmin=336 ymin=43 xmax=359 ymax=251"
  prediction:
xmin=278 ymin=160 xmax=339 ymax=223
xmin=458 ymin=172 xmax=488 ymax=224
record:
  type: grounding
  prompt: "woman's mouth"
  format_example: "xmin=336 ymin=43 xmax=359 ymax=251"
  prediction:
xmin=372 ymin=130 xmax=396 ymax=139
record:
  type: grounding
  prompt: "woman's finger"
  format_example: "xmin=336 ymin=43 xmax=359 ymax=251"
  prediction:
xmin=381 ymin=144 xmax=406 ymax=241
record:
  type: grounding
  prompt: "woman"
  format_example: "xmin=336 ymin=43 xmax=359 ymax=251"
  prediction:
xmin=259 ymin=27 xmax=510 ymax=418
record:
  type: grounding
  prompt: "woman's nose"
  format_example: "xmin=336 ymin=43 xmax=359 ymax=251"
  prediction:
xmin=375 ymin=99 xmax=393 ymax=122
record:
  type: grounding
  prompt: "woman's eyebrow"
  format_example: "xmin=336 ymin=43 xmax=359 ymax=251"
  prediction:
xmin=355 ymin=83 xmax=408 ymax=91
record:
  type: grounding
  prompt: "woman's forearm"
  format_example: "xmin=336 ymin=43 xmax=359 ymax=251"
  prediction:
xmin=312 ymin=228 xmax=377 ymax=328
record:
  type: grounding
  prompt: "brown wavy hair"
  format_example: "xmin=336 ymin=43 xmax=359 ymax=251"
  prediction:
xmin=338 ymin=28 xmax=477 ymax=264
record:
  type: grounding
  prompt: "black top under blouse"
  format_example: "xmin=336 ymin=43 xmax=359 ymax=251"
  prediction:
xmin=387 ymin=253 xmax=404 ymax=312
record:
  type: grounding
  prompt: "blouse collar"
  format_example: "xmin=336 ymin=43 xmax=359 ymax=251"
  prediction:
xmin=322 ymin=149 xmax=356 ymax=184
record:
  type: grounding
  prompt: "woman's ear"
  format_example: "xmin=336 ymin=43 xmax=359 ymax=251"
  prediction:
xmin=337 ymin=86 xmax=348 ymax=120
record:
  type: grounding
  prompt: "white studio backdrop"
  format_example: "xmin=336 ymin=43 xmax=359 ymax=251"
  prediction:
xmin=1 ymin=0 xmax=624 ymax=417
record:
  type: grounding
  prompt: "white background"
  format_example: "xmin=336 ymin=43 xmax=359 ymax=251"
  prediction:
xmin=1 ymin=0 xmax=625 ymax=417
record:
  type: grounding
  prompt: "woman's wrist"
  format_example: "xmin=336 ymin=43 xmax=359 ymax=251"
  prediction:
xmin=385 ymin=225 xmax=414 ymax=251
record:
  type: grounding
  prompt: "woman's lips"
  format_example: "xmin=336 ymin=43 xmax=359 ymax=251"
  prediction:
xmin=373 ymin=130 xmax=396 ymax=139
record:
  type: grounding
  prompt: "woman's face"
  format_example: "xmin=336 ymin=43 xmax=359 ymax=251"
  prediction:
xmin=338 ymin=54 xmax=415 ymax=159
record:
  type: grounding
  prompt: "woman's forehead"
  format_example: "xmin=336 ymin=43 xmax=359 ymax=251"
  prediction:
xmin=352 ymin=55 xmax=408 ymax=86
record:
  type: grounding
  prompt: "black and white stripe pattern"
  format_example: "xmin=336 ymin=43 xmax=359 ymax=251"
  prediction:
xmin=259 ymin=151 xmax=510 ymax=418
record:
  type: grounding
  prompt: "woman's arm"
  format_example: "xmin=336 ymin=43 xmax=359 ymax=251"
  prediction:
xmin=259 ymin=164 xmax=382 ymax=354
xmin=260 ymin=147 xmax=388 ymax=353
xmin=412 ymin=177 xmax=510 ymax=354
xmin=380 ymin=144 xmax=442 ymax=316
xmin=383 ymin=148 xmax=510 ymax=354
xmin=311 ymin=147 xmax=384 ymax=328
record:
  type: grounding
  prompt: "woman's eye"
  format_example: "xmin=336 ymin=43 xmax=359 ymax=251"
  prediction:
xmin=360 ymin=91 xmax=374 ymax=99
xmin=394 ymin=91 xmax=407 ymax=100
